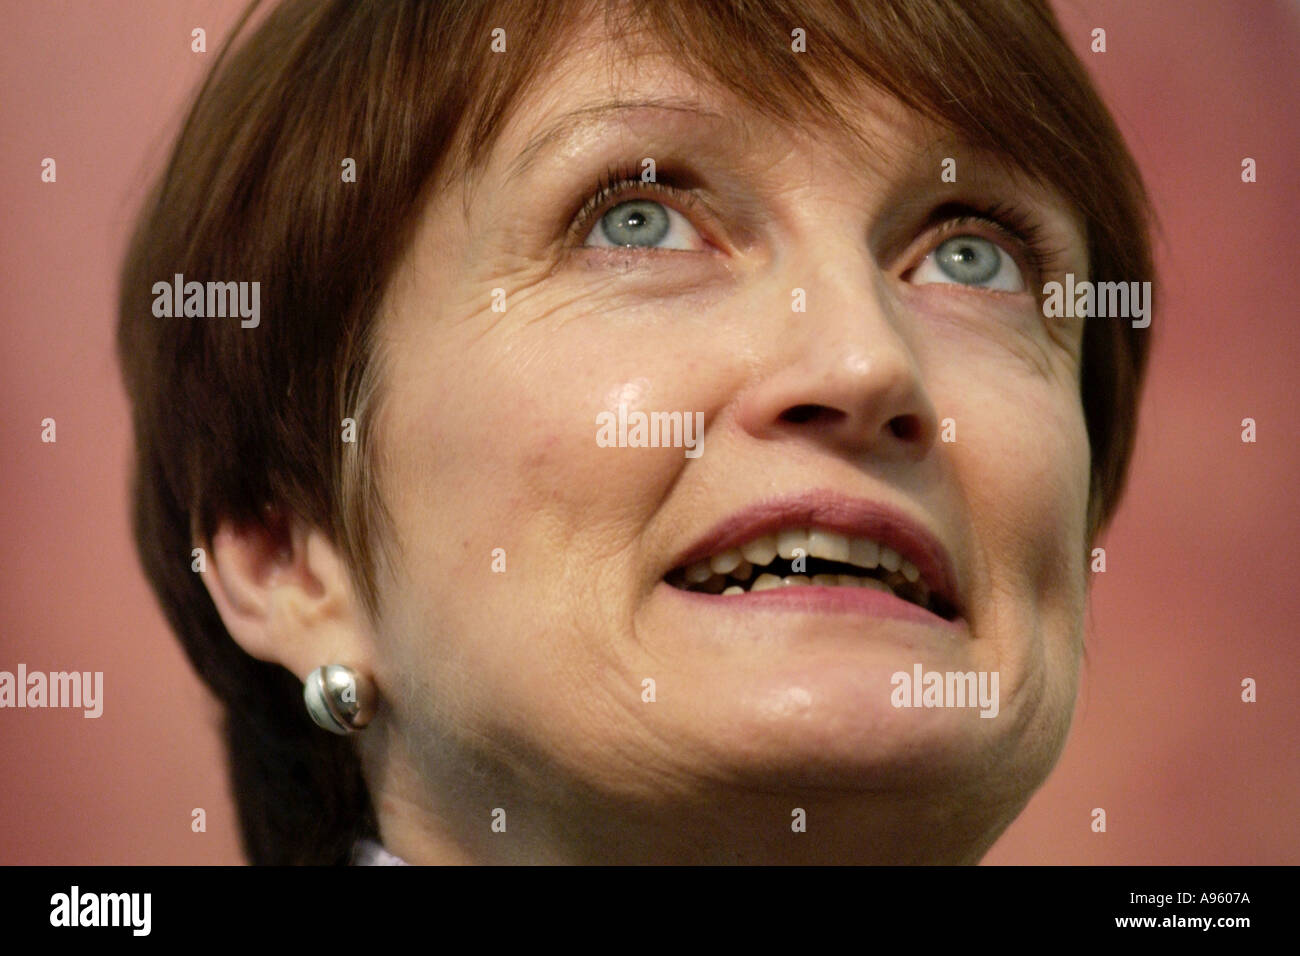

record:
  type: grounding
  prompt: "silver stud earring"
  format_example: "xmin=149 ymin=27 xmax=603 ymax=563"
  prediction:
xmin=304 ymin=664 xmax=376 ymax=734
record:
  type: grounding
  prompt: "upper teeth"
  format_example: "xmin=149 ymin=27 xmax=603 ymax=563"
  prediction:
xmin=687 ymin=528 xmax=921 ymax=585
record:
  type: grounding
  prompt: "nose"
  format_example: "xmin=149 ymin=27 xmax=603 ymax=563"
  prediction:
xmin=735 ymin=251 xmax=939 ymax=463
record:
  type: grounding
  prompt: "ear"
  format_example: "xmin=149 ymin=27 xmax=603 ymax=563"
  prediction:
xmin=198 ymin=509 xmax=374 ymax=683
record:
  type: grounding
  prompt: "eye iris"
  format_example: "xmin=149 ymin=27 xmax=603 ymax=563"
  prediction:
xmin=935 ymin=235 xmax=1000 ymax=284
xmin=600 ymin=200 xmax=670 ymax=246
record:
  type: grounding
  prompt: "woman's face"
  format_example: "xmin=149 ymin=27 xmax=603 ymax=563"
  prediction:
xmin=363 ymin=23 xmax=1092 ymax=863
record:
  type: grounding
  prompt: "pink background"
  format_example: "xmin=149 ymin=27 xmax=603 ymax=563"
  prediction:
xmin=1 ymin=0 xmax=1297 ymax=864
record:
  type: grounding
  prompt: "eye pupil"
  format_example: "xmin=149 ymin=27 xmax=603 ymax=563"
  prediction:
xmin=935 ymin=235 xmax=1000 ymax=284
xmin=600 ymin=200 xmax=670 ymax=247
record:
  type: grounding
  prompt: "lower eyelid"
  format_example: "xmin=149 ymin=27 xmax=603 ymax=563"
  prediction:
xmin=912 ymin=280 xmax=1033 ymax=301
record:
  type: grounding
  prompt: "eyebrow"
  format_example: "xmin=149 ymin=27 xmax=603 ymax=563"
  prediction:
xmin=505 ymin=97 xmax=728 ymax=179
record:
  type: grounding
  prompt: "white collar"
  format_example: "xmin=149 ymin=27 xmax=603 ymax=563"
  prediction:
xmin=351 ymin=838 xmax=410 ymax=866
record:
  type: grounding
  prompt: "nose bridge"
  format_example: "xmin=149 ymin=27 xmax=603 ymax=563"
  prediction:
xmin=735 ymin=226 xmax=938 ymax=459
xmin=792 ymin=232 xmax=919 ymax=390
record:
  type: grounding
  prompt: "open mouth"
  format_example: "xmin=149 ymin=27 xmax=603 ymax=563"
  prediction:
xmin=665 ymin=527 xmax=960 ymax=621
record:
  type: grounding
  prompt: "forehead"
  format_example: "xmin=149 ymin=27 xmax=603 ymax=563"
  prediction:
xmin=482 ymin=14 xmax=928 ymax=180
xmin=474 ymin=13 xmax=1078 ymax=219
xmin=476 ymin=36 xmax=1078 ymax=246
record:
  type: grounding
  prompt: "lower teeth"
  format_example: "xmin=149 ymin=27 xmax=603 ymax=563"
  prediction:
xmin=719 ymin=572 xmax=900 ymax=597
xmin=673 ymin=565 xmax=939 ymax=615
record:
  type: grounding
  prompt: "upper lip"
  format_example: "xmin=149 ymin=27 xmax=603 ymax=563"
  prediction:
xmin=665 ymin=489 xmax=963 ymax=616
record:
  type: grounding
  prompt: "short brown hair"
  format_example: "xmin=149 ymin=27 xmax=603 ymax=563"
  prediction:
xmin=118 ymin=0 xmax=1154 ymax=864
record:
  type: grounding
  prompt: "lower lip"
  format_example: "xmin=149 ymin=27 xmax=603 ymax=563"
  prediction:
xmin=664 ymin=582 xmax=965 ymax=630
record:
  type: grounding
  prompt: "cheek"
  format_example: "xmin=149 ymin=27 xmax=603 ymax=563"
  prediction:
xmin=959 ymin=377 xmax=1090 ymax=626
xmin=917 ymin=304 xmax=1090 ymax=604
xmin=972 ymin=379 xmax=1086 ymax=533
xmin=923 ymin=313 xmax=1090 ymax=687
xmin=371 ymin=303 xmax=711 ymax=708
xmin=929 ymin=352 xmax=1090 ymax=781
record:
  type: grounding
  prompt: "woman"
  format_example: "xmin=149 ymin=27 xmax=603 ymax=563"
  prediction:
xmin=117 ymin=0 xmax=1153 ymax=864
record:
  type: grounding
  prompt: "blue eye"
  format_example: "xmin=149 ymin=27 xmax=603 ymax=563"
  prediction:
xmin=583 ymin=199 xmax=704 ymax=250
xmin=597 ymin=200 xmax=668 ymax=246
xmin=911 ymin=235 xmax=1025 ymax=292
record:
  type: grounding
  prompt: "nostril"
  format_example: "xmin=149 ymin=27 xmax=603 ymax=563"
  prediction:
xmin=888 ymin=415 xmax=923 ymax=441
xmin=780 ymin=404 xmax=839 ymax=425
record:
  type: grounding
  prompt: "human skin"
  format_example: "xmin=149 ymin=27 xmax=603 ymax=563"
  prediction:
xmin=204 ymin=19 xmax=1095 ymax=864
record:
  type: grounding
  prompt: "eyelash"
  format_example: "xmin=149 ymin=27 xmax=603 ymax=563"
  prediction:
xmin=567 ymin=163 xmax=702 ymax=247
xmin=920 ymin=201 xmax=1064 ymax=284
xmin=568 ymin=167 xmax=1063 ymax=281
